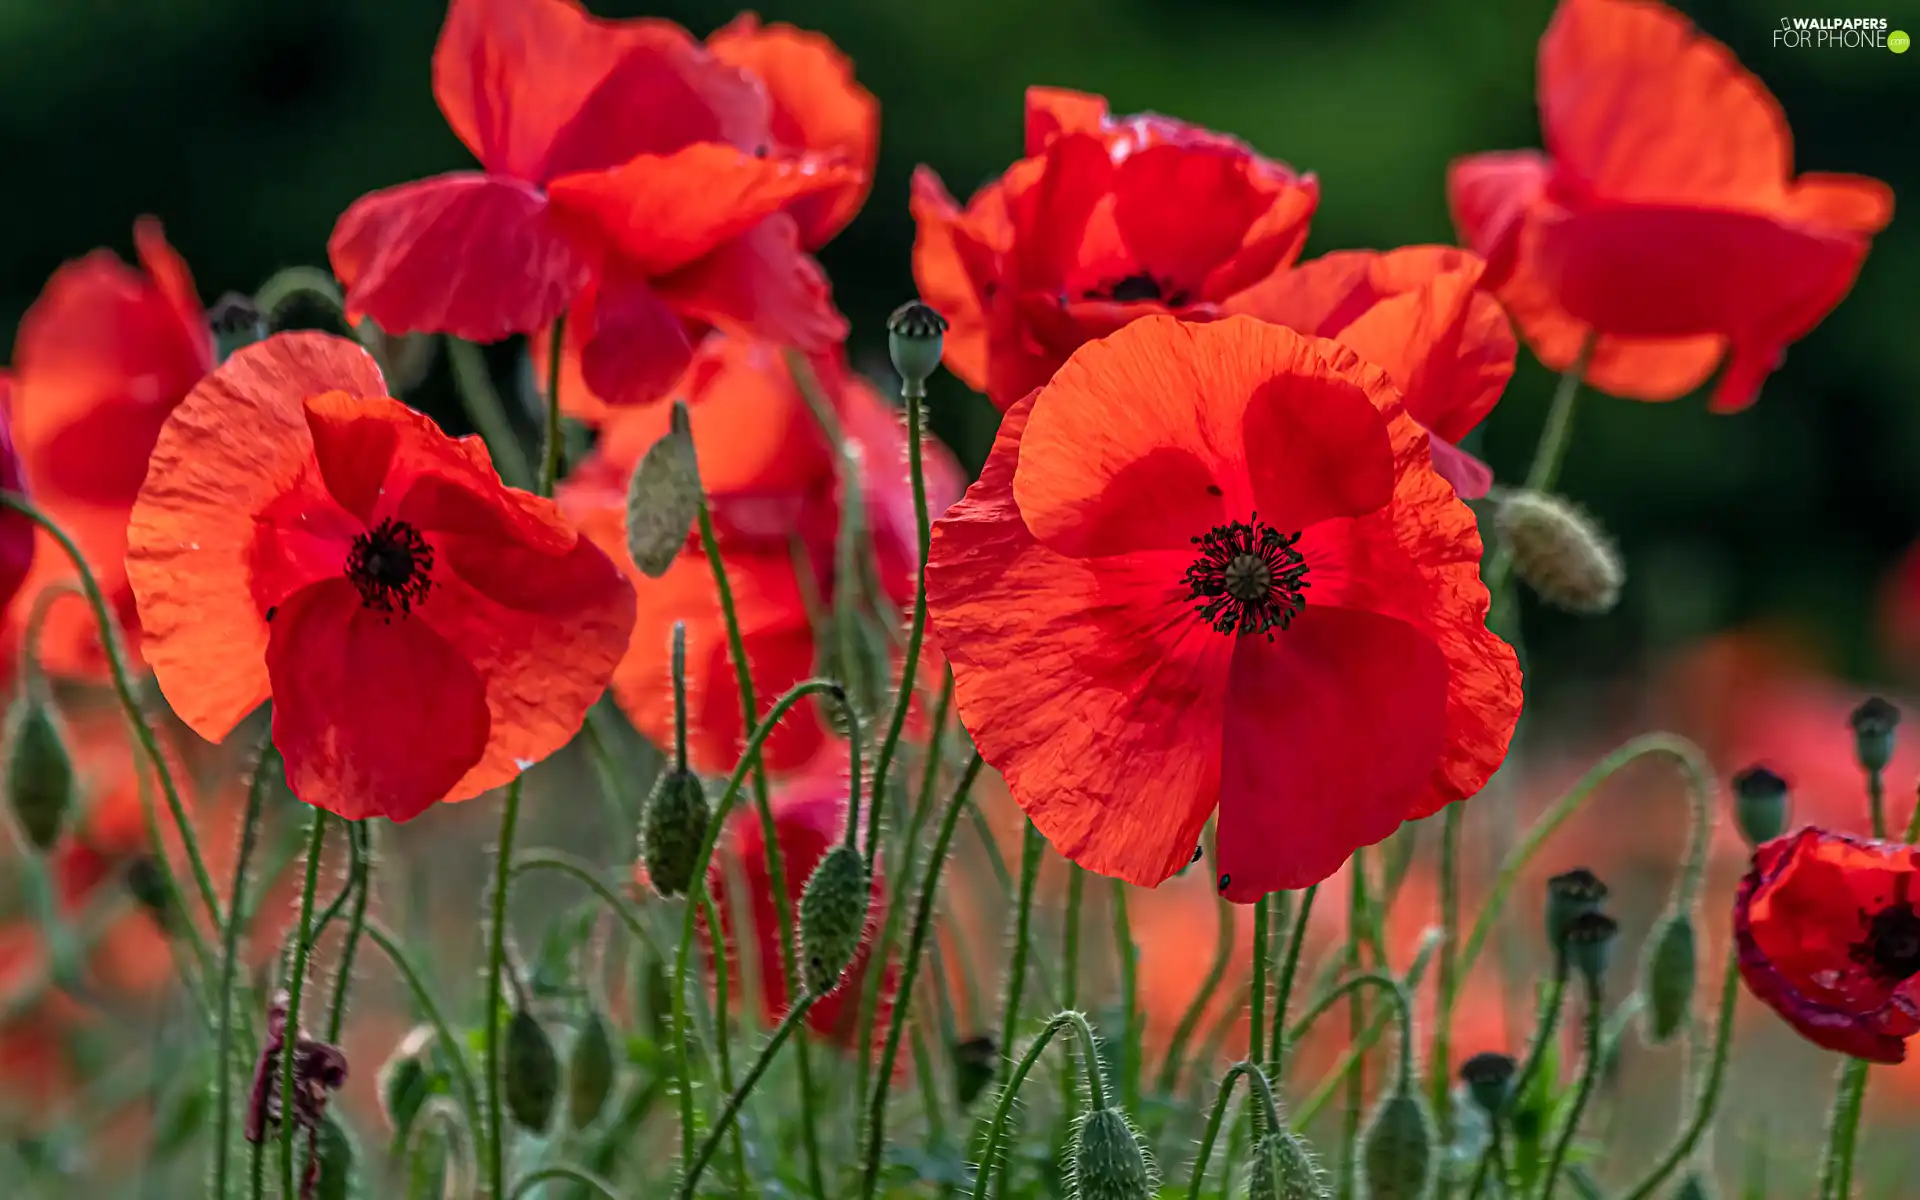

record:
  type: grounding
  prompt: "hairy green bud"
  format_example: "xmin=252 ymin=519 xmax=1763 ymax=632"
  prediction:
xmin=1247 ymin=1127 xmax=1327 ymax=1199
xmin=7 ymin=697 xmax=73 ymax=851
xmin=639 ymin=767 xmax=710 ymax=898
xmin=1070 ymin=1107 xmax=1156 ymax=1200
xmin=504 ymin=1009 xmax=560 ymax=1134
xmin=568 ymin=1008 xmax=617 ymax=1129
xmin=1361 ymin=1089 xmax=1434 ymax=1200
xmin=799 ymin=843 xmax=871 ymax=996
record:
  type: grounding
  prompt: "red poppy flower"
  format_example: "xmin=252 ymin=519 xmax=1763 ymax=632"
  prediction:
xmin=0 ymin=381 xmax=33 ymax=630
xmin=698 ymin=750 xmax=893 ymax=1046
xmin=329 ymin=0 xmax=858 ymax=410
xmin=911 ymin=86 xmax=1319 ymax=409
xmin=559 ymin=334 xmax=960 ymax=774
xmin=1735 ymin=827 xmax=1920 ymax=1063
xmin=5 ymin=219 xmax=210 ymax=678
xmin=1226 ymin=246 xmax=1516 ymax=498
xmin=123 ymin=331 xmax=635 ymax=821
xmin=1448 ymin=0 xmax=1892 ymax=411
xmin=924 ymin=315 xmax=1522 ymax=898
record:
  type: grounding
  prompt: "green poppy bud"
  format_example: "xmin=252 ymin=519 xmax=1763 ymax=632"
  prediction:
xmin=639 ymin=767 xmax=710 ymax=898
xmin=125 ymin=855 xmax=176 ymax=932
xmin=1070 ymin=1107 xmax=1157 ymax=1200
xmin=952 ymin=1034 xmax=998 ymax=1108
xmin=1247 ymin=1127 xmax=1327 ymax=1199
xmin=1545 ymin=868 xmax=1608 ymax=950
xmin=7 ymin=697 xmax=73 ymax=851
xmin=1493 ymin=490 xmax=1623 ymax=615
xmin=1731 ymin=766 xmax=1790 ymax=847
xmin=377 ymin=1025 xmax=436 ymax=1139
xmin=1361 ymin=1088 xmax=1435 ymax=1200
xmin=504 ymin=1009 xmax=560 ymax=1134
xmin=1849 ymin=697 xmax=1899 ymax=775
xmin=1563 ymin=910 xmax=1620 ymax=986
xmin=887 ymin=300 xmax=948 ymax=389
xmin=567 ymin=1008 xmax=617 ymax=1129
xmin=625 ymin=399 xmax=702 ymax=578
xmin=1642 ymin=913 xmax=1698 ymax=1043
xmin=312 ymin=1115 xmax=356 ymax=1200
xmin=798 ymin=843 xmax=871 ymax=996
xmin=1457 ymin=1051 xmax=1517 ymax=1117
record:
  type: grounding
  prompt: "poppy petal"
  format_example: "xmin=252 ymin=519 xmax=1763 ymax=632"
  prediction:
xmin=927 ymin=397 xmax=1234 ymax=890
xmin=267 ymin=579 xmax=491 ymax=822
xmin=1785 ymin=173 xmax=1894 ymax=235
xmin=329 ymin=172 xmax=590 ymax=344
xmin=1427 ymin=439 xmax=1495 ymax=500
xmin=128 ymin=332 xmax=387 ymax=742
xmin=575 ymin=266 xmax=698 ymax=410
xmin=1025 ymin=86 xmax=1110 ymax=155
xmin=909 ymin=167 xmax=1004 ymax=392
xmin=1012 ymin=315 xmax=1396 ymax=558
xmin=654 ymin=215 xmax=847 ymax=351
xmin=1216 ymin=606 xmax=1451 ymax=899
xmin=1113 ymin=144 xmax=1273 ymax=290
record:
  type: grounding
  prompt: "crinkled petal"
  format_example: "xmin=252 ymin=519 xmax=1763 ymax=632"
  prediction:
xmin=909 ymin=167 xmax=1005 ymax=393
xmin=653 ymin=214 xmax=846 ymax=351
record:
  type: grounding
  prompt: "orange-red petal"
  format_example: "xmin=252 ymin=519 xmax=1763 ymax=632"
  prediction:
xmin=653 ymin=214 xmax=846 ymax=351
xmin=908 ymin=167 xmax=1006 ymax=392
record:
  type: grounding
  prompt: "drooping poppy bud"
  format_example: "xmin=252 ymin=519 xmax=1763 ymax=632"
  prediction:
xmin=1731 ymin=766 xmax=1790 ymax=848
xmin=1070 ymin=1107 xmax=1157 ymax=1200
xmin=1457 ymin=1051 xmax=1517 ymax=1117
xmin=1545 ymin=868 xmax=1609 ymax=950
xmin=798 ymin=842 xmax=871 ymax=996
xmin=567 ymin=1008 xmax=617 ymax=1129
xmin=887 ymin=300 xmax=948 ymax=391
xmin=504 ymin=1009 xmax=559 ymax=1134
xmin=1849 ymin=697 xmax=1900 ymax=774
xmin=208 ymin=292 xmax=268 ymax=362
xmin=639 ymin=767 xmax=710 ymax=899
xmin=1563 ymin=911 xmax=1620 ymax=986
xmin=1493 ymin=490 xmax=1623 ymax=615
xmin=1360 ymin=1088 xmax=1435 ymax=1200
xmin=1248 ymin=1127 xmax=1327 ymax=1199
xmin=1642 ymin=913 xmax=1698 ymax=1043
xmin=6 ymin=697 xmax=74 ymax=852
xmin=625 ymin=399 xmax=703 ymax=579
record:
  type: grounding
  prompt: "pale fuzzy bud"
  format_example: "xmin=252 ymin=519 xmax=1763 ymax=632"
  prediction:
xmin=1494 ymin=490 xmax=1623 ymax=615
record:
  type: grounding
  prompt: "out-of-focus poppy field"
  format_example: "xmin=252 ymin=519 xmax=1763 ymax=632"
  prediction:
xmin=0 ymin=0 xmax=1916 ymax=1197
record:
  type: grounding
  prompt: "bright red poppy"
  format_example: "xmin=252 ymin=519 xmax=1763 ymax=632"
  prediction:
xmin=1449 ymin=0 xmax=1892 ymax=410
xmin=123 ymin=331 xmax=635 ymax=821
xmin=329 ymin=0 xmax=860 ymax=410
xmin=911 ymin=86 xmax=1319 ymax=409
xmin=925 ymin=315 xmax=1522 ymax=898
xmin=1735 ymin=827 xmax=1920 ymax=1063
xmin=0 ymin=381 xmax=33 ymax=634
xmin=559 ymin=334 xmax=960 ymax=774
xmin=5 ymin=219 xmax=210 ymax=678
xmin=1226 ymin=246 xmax=1516 ymax=498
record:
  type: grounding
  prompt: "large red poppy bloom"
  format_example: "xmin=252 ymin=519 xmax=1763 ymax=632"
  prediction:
xmin=912 ymin=87 xmax=1319 ymax=409
xmin=124 ymin=332 xmax=634 ymax=821
xmin=560 ymin=334 xmax=959 ymax=774
xmin=1226 ymin=246 xmax=1516 ymax=498
xmin=5 ymin=219 xmax=210 ymax=677
xmin=1735 ymin=827 xmax=1920 ymax=1063
xmin=925 ymin=315 xmax=1522 ymax=898
xmin=1449 ymin=0 xmax=1892 ymax=410
xmin=329 ymin=0 xmax=862 ymax=410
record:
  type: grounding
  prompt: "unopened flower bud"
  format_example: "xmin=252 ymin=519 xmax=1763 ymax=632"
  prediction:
xmin=1731 ymin=766 xmax=1790 ymax=847
xmin=952 ymin=1034 xmax=998 ymax=1107
xmin=1070 ymin=1107 xmax=1157 ymax=1200
xmin=799 ymin=843 xmax=870 ymax=996
xmin=625 ymin=399 xmax=701 ymax=579
xmin=1361 ymin=1088 xmax=1435 ymax=1200
xmin=887 ymin=300 xmax=948 ymax=389
xmin=126 ymin=854 xmax=176 ymax=932
xmin=208 ymin=292 xmax=267 ymax=362
xmin=1494 ymin=490 xmax=1623 ymax=615
xmin=1247 ymin=1127 xmax=1327 ymax=1199
xmin=567 ymin=1008 xmax=617 ymax=1129
xmin=1458 ymin=1051 xmax=1517 ymax=1117
xmin=7 ymin=697 xmax=73 ymax=851
xmin=1545 ymin=868 xmax=1608 ymax=950
xmin=1642 ymin=913 xmax=1697 ymax=1043
xmin=504 ymin=1009 xmax=559 ymax=1134
xmin=639 ymin=767 xmax=709 ymax=898
xmin=1563 ymin=910 xmax=1619 ymax=985
xmin=1848 ymin=697 xmax=1899 ymax=774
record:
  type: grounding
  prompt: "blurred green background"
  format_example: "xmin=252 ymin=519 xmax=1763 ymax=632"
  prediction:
xmin=0 ymin=0 xmax=1913 ymax=688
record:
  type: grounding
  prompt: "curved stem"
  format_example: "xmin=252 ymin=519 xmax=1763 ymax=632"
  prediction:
xmin=509 ymin=1163 xmax=625 ymax=1199
xmin=483 ymin=777 xmax=525 ymax=1200
xmin=211 ymin=739 xmax=276 ymax=1200
xmin=1157 ymin=889 xmax=1235 ymax=1093
xmin=1185 ymin=1061 xmax=1283 ymax=1200
xmin=324 ymin=822 xmax=372 ymax=1042
xmin=866 ymin=378 xmax=933 ymax=860
xmin=509 ymin=852 xmax=660 ymax=958
xmin=1268 ymin=883 xmax=1317 ymax=1077
xmin=698 ymin=891 xmax=746 ymax=1191
xmin=1508 ymin=959 xmax=1570 ymax=1125
xmin=1112 ymin=878 xmax=1138 ymax=1112
xmin=1288 ymin=930 xmax=1444 ymax=1130
xmin=536 ymin=314 xmax=566 ymax=497
xmin=996 ymin=821 xmax=1045 ymax=1094
xmin=445 ymin=337 xmax=532 ymax=491
xmin=678 ymin=997 xmax=817 ymax=1200
xmin=254 ymin=266 xmax=346 ymax=327
xmin=970 ymin=1010 xmax=1101 ymax=1200
xmin=279 ymin=812 xmax=329 ymax=1197
xmin=1619 ymin=955 xmax=1739 ymax=1199
xmin=859 ymin=755 xmax=985 ymax=1200
xmin=1287 ymin=972 xmax=1416 ymax=1093
xmin=1539 ymin=972 xmax=1604 ymax=1199
xmin=364 ymin=922 xmax=485 ymax=1155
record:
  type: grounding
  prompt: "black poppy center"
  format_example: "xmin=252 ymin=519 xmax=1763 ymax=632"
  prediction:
xmin=345 ymin=518 xmax=434 ymax=616
xmin=1854 ymin=901 xmax=1920 ymax=983
xmin=1082 ymin=271 xmax=1191 ymax=307
xmin=1183 ymin=514 xmax=1309 ymax=640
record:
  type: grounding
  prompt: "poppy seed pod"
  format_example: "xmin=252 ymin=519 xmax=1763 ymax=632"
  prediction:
xmin=1070 ymin=1107 xmax=1157 ymax=1200
xmin=1545 ymin=868 xmax=1609 ymax=950
xmin=567 ymin=1008 xmax=617 ymax=1129
xmin=207 ymin=292 xmax=267 ymax=362
xmin=1848 ymin=697 xmax=1900 ymax=774
xmin=1731 ymin=766 xmax=1790 ymax=847
xmin=625 ymin=400 xmax=703 ymax=580
xmin=1563 ymin=911 xmax=1620 ymax=985
xmin=1493 ymin=490 xmax=1623 ymax=615
xmin=639 ymin=767 xmax=710 ymax=898
xmin=799 ymin=842 xmax=871 ymax=996
xmin=1457 ymin=1051 xmax=1517 ymax=1117
xmin=887 ymin=300 xmax=948 ymax=389
xmin=1248 ymin=1127 xmax=1327 ymax=1199
xmin=1361 ymin=1088 xmax=1435 ymax=1200
xmin=504 ymin=1010 xmax=560 ymax=1134
xmin=6 ymin=698 xmax=74 ymax=852
xmin=1642 ymin=913 xmax=1698 ymax=1043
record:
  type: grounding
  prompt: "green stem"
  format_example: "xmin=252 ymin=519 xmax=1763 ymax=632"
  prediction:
xmin=860 ymin=755 xmax=986 ymax=1200
xmin=1287 ymin=972 xmax=1417 ymax=1093
xmin=865 ymin=376 xmax=934 ymax=860
xmin=484 ymin=777 xmax=525 ymax=1200
xmin=212 ymin=739 xmax=276 ymax=1200
xmin=1112 ymin=878 xmax=1138 ymax=1113
xmin=1618 ymin=955 xmax=1739 ymax=1200
xmin=324 ymin=822 xmax=372 ymax=1043
xmin=364 ymin=922 xmax=486 ymax=1163
xmin=1289 ymin=930 xmax=1444 ymax=1129
xmin=280 ymin=812 xmax=329 ymax=1197
xmin=1061 ymin=864 xmax=1086 ymax=1127
xmin=445 ymin=337 xmax=532 ymax=491
xmin=997 ymin=822 xmax=1045 ymax=1092
xmin=677 ymin=998 xmax=818 ymax=1200
xmin=1482 ymin=333 xmax=1596 ymax=601
xmin=508 ymin=1163 xmax=625 ymax=1199
xmin=1868 ymin=768 xmax=1888 ymax=840
xmin=1156 ymin=889 xmax=1236 ymax=1093
xmin=536 ymin=314 xmax=566 ymax=497
xmin=1539 ymin=972 xmax=1604 ymax=1199
xmin=1250 ymin=894 xmax=1271 ymax=1068
xmin=1465 ymin=1125 xmax=1505 ymax=1200
xmin=1508 ymin=959 xmax=1570 ymax=1124
xmin=1339 ymin=855 xmax=1369 ymax=1200
xmin=509 ymin=852 xmax=661 ymax=959
xmin=970 ymin=1011 xmax=1103 ymax=1200
xmin=1434 ymin=804 xmax=1463 ymax=1125
xmin=1268 ymin=883 xmax=1317 ymax=1077
xmin=1818 ymin=1058 xmax=1871 ymax=1200
xmin=1904 ymin=777 xmax=1920 ymax=843
xmin=698 ymin=889 xmax=747 ymax=1191
xmin=1186 ymin=1061 xmax=1284 ymax=1200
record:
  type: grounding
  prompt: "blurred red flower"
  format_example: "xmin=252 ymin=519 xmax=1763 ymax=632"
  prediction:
xmin=329 ymin=0 xmax=862 ymax=409
xmin=124 ymin=332 xmax=634 ymax=821
xmin=912 ymin=86 xmax=1319 ymax=409
xmin=1226 ymin=246 xmax=1516 ymax=498
xmin=560 ymin=335 xmax=959 ymax=774
xmin=924 ymin=315 xmax=1521 ymax=899
xmin=1735 ymin=827 xmax=1920 ymax=1063
xmin=4 ymin=219 xmax=209 ymax=677
xmin=1449 ymin=0 xmax=1891 ymax=411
